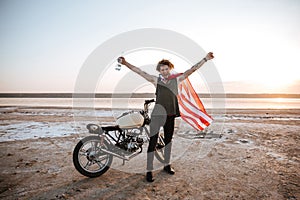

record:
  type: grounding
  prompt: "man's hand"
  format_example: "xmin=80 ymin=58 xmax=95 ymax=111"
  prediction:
xmin=117 ymin=57 xmax=127 ymax=65
xmin=179 ymin=51 xmax=214 ymax=82
xmin=205 ymin=52 xmax=214 ymax=61
xmin=116 ymin=56 xmax=158 ymax=86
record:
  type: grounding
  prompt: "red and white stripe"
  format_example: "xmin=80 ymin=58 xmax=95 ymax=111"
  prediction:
xmin=177 ymin=78 xmax=213 ymax=131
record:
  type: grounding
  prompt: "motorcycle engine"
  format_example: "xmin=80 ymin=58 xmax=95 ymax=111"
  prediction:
xmin=117 ymin=136 xmax=144 ymax=152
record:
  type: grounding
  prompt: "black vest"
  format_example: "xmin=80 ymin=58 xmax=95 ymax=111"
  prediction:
xmin=155 ymin=77 xmax=180 ymax=117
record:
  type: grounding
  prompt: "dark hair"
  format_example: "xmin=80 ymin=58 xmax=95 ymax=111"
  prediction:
xmin=156 ymin=59 xmax=174 ymax=71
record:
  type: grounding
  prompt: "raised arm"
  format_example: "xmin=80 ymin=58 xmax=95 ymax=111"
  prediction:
xmin=118 ymin=57 xmax=157 ymax=86
xmin=178 ymin=52 xmax=214 ymax=82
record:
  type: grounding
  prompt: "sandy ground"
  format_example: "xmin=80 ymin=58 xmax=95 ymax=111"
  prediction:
xmin=0 ymin=108 xmax=299 ymax=199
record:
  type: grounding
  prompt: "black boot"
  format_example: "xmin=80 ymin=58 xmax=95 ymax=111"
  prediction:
xmin=146 ymin=171 xmax=154 ymax=182
xmin=163 ymin=165 xmax=175 ymax=175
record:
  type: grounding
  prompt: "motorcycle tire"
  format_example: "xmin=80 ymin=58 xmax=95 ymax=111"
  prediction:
xmin=154 ymin=133 xmax=165 ymax=163
xmin=73 ymin=135 xmax=113 ymax=178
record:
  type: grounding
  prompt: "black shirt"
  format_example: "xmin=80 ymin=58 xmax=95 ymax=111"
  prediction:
xmin=155 ymin=76 xmax=180 ymax=117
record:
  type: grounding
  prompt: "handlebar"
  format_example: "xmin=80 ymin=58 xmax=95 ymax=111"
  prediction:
xmin=144 ymin=99 xmax=155 ymax=105
xmin=143 ymin=99 xmax=155 ymax=113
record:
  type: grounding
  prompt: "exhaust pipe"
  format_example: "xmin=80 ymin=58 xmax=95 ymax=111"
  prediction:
xmin=100 ymin=148 xmax=141 ymax=161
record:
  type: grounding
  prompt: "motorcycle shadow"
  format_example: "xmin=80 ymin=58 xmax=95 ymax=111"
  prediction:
xmin=32 ymin=168 xmax=165 ymax=199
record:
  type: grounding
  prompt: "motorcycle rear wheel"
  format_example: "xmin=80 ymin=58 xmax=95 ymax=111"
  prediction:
xmin=73 ymin=136 xmax=113 ymax=178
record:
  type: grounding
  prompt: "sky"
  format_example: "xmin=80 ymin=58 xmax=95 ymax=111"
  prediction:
xmin=0 ymin=0 xmax=300 ymax=93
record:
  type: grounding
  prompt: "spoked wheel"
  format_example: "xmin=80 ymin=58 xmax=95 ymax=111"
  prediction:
xmin=73 ymin=136 xmax=113 ymax=178
xmin=154 ymin=132 xmax=165 ymax=163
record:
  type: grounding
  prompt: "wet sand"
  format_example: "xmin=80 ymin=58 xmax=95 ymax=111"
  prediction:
xmin=0 ymin=108 xmax=299 ymax=199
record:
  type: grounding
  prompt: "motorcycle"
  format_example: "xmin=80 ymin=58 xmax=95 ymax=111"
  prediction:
xmin=73 ymin=99 xmax=166 ymax=177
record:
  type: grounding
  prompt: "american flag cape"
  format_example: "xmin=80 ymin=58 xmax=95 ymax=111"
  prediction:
xmin=168 ymin=73 xmax=213 ymax=131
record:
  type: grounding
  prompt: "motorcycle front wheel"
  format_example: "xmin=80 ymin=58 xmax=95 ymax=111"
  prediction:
xmin=154 ymin=132 xmax=165 ymax=163
xmin=73 ymin=135 xmax=113 ymax=178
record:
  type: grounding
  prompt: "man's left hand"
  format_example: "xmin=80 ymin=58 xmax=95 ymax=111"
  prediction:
xmin=205 ymin=52 xmax=214 ymax=60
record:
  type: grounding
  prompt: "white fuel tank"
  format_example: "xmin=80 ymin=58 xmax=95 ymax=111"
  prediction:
xmin=116 ymin=111 xmax=145 ymax=129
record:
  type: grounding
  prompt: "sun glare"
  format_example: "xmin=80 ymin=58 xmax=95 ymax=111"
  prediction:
xmin=274 ymin=98 xmax=284 ymax=103
xmin=257 ymin=75 xmax=295 ymax=92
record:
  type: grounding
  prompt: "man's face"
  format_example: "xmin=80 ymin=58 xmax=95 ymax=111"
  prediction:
xmin=159 ymin=65 xmax=170 ymax=78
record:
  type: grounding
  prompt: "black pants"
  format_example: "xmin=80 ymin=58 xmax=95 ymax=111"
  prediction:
xmin=147 ymin=115 xmax=175 ymax=171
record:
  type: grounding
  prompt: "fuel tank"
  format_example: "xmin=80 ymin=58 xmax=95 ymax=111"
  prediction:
xmin=116 ymin=111 xmax=145 ymax=129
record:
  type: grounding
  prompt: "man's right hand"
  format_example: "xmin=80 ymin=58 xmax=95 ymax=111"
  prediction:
xmin=116 ymin=57 xmax=158 ymax=86
xmin=117 ymin=57 xmax=126 ymax=65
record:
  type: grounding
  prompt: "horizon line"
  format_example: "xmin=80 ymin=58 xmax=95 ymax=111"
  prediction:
xmin=0 ymin=93 xmax=299 ymax=98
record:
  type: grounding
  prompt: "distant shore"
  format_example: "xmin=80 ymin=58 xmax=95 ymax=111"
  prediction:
xmin=0 ymin=93 xmax=300 ymax=98
xmin=1 ymin=107 xmax=299 ymax=142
